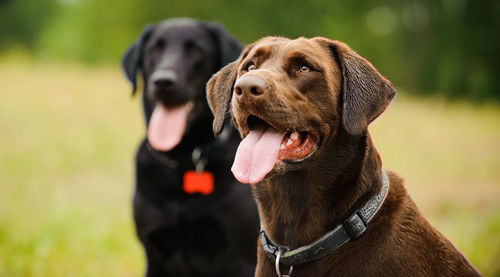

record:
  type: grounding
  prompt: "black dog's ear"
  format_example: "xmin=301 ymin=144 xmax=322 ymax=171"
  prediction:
xmin=314 ymin=37 xmax=397 ymax=135
xmin=121 ymin=25 xmax=156 ymax=95
xmin=206 ymin=60 xmax=240 ymax=136
xmin=203 ymin=22 xmax=243 ymax=68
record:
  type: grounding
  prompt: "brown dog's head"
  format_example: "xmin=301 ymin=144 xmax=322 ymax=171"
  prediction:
xmin=207 ymin=36 xmax=396 ymax=185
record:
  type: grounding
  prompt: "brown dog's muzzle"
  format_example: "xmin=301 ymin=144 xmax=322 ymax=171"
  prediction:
xmin=229 ymin=71 xmax=320 ymax=185
xmin=234 ymin=74 xmax=268 ymax=99
xmin=231 ymin=70 xmax=285 ymax=133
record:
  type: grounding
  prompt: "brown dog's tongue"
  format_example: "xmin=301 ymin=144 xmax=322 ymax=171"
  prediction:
xmin=147 ymin=103 xmax=188 ymax=151
xmin=232 ymin=126 xmax=285 ymax=185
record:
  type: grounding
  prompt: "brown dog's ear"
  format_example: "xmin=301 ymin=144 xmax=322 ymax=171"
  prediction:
xmin=315 ymin=38 xmax=397 ymax=135
xmin=206 ymin=60 xmax=240 ymax=136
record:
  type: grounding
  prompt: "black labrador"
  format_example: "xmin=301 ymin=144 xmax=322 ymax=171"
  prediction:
xmin=121 ymin=18 xmax=259 ymax=277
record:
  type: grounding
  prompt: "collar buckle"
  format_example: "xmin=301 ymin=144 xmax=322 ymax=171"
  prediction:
xmin=343 ymin=212 xmax=367 ymax=239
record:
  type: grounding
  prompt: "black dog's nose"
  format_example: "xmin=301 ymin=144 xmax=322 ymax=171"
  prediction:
xmin=154 ymin=78 xmax=174 ymax=88
xmin=151 ymin=70 xmax=178 ymax=90
xmin=234 ymin=74 xmax=267 ymax=98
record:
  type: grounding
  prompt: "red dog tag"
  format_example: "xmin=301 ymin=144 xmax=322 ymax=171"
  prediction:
xmin=183 ymin=170 xmax=214 ymax=195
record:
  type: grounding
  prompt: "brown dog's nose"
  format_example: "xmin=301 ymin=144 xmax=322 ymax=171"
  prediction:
xmin=234 ymin=75 xmax=267 ymax=98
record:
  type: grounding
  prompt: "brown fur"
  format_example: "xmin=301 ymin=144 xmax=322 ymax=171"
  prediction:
xmin=206 ymin=36 xmax=482 ymax=276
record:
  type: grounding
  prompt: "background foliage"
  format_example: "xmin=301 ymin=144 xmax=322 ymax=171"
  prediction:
xmin=1 ymin=0 xmax=499 ymax=99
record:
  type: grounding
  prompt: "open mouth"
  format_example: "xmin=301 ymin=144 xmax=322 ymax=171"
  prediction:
xmin=278 ymin=130 xmax=318 ymax=162
xmin=231 ymin=115 xmax=319 ymax=185
xmin=247 ymin=115 xmax=318 ymax=162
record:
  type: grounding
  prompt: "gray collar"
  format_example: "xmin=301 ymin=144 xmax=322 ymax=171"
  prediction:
xmin=260 ymin=170 xmax=390 ymax=275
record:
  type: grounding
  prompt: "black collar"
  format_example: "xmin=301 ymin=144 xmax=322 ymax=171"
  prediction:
xmin=260 ymin=170 xmax=390 ymax=272
xmin=146 ymin=142 xmax=180 ymax=168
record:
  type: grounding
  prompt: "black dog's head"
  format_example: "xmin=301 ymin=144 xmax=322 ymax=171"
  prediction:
xmin=122 ymin=18 xmax=242 ymax=151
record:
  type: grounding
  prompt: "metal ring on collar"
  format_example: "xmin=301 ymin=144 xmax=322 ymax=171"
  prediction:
xmin=275 ymin=248 xmax=294 ymax=277
xmin=192 ymin=147 xmax=208 ymax=172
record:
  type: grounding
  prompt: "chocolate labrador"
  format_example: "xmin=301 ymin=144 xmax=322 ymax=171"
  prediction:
xmin=206 ymin=36 xmax=482 ymax=276
xmin=121 ymin=18 xmax=259 ymax=277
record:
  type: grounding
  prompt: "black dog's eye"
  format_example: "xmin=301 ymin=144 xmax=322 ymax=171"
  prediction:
xmin=245 ymin=62 xmax=256 ymax=71
xmin=151 ymin=39 xmax=166 ymax=54
xmin=298 ymin=65 xmax=311 ymax=73
xmin=185 ymin=40 xmax=202 ymax=56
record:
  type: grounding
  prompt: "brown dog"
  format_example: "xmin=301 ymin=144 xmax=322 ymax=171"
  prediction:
xmin=206 ymin=36 xmax=482 ymax=276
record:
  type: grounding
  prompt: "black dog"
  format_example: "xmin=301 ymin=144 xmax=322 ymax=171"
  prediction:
xmin=121 ymin=18 xmax=259 ymax=277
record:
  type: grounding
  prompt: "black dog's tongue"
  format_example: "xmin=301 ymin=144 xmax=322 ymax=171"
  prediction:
xmin=147 ymin=103 xmax=188 ymax=151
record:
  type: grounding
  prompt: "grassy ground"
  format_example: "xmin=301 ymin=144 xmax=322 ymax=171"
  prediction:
xmin=0 ymin=59 xmax=499 ymax=276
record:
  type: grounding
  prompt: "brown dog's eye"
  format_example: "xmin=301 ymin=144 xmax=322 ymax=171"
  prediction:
xmin=245 ymin=62 xmax=256 ymax=71
xmin=299 ymin=65 xmax=311 ymax=73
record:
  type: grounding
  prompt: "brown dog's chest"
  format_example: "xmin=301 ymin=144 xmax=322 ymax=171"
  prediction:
xmin=255 ymin=176 xmax=481 ymax=277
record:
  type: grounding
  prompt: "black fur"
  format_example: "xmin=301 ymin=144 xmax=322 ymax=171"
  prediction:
xmin=121 ymin=18 xmax=259 ymax=277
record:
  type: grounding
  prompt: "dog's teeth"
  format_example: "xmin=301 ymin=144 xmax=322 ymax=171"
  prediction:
xmin=290 ymin=132 xmax=299 ymax=141
xmin=286 ymin=139 xmax=293 ymax=146
xmin=280 ymin=143 xmax=285 ymax=150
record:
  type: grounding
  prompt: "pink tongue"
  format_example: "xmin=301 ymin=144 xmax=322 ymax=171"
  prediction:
xmin=147 ymin=103 xmax=188 ymax=151
xmin=232 ymin=126 xmax=285 ymax=185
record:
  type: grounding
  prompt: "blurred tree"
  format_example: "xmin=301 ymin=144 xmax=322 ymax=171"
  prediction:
xmin=395 ymin=0 xmax=500 ymax=100
xmin=0 ymin=0 xmax=498 ymax=100
xmin=0 ymin=0 xmax=60 ymax=51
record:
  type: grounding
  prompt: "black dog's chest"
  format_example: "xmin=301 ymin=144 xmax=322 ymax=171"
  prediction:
xmin=142 ymin=181 xmax=231 ymax=273
xmin=149 ymin=208 xmax=228 ymax=258
xmin=136 ymin=140 xmax=229 ymax=242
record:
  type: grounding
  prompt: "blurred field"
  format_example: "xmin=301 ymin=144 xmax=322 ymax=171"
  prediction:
xmin=0 ymin=58 xmax=499 ymax=276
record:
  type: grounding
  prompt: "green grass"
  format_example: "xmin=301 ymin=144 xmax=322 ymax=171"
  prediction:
xmin=0 ymin=59 xmax=499 ymax=276
xmin=0 ymin=59 xmax=144 ymax=276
